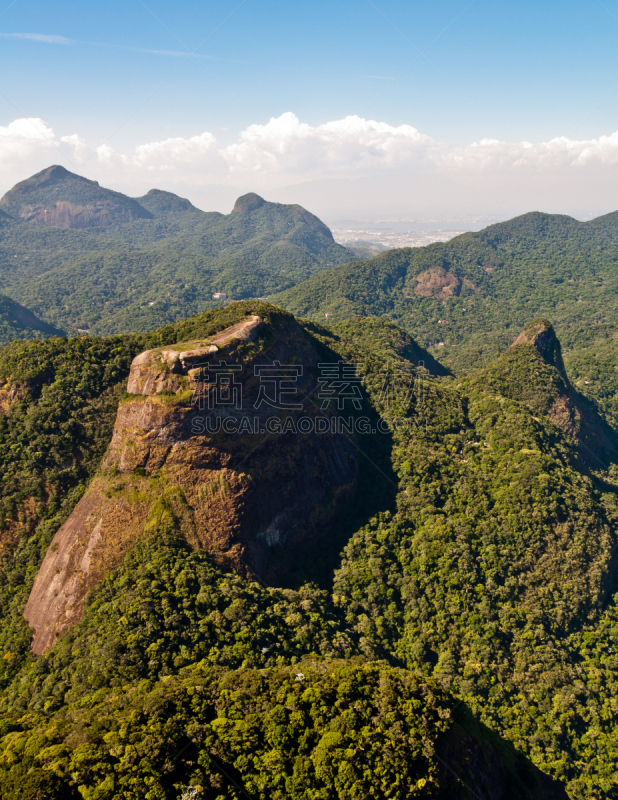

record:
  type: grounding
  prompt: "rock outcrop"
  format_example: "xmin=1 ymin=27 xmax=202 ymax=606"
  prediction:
xmin=511 ymin=317 xmax=566 ymax=375
xmin=0 ymin=165 xmax=153 ymax=228
xmin=126 ymin=316 xmax=263 ymax=394
xmin=0 ymin=381 xmax=26 ymax=414
xmin=24 ymin=312 xmax=357 ymax=653
xmin=412 ymin=266 xmax=476 ymax=298
xmin=480 ymin=317 xmax=618 ymax=469
xmin=16 ymin=199 xmax=152 ymax=229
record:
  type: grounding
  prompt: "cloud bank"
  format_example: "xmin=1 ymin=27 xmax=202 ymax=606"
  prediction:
xmin=3 ymin=112 xmax=618 ymax=217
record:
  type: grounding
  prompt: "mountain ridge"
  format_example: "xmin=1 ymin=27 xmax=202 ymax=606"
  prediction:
xmin=272 ymin=208 xmax=618 ymax=429
xmin=0 ymin=164 xmax=154 ymax=228
xmin=0 ymin=302 xmax=615 ymax=795
xmin=0 ymin=166 xmax=355 ymax=339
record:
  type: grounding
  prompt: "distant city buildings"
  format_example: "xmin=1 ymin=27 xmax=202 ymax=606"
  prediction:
xmin=332 ymin=228 xmax=465 ymax=250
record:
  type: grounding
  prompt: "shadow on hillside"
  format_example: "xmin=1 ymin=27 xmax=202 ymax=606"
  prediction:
xmin=437 ymin=705 xmax=568 ymax=800
xmin=265 ymin=341 xmax=399 ymax=591
xmin=288 ymin=427 xmax=397 ymax=591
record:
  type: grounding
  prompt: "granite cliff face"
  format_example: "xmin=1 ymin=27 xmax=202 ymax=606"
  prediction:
xmin=0 ymin=165 xmax=153 ymax=228
xmin=15 ymin=199 xmax=151 ymax=228
xmin=24 ymin=312 xmax=357 ymax=652
xmin=412 ymin=266 xmax=476 ymax=298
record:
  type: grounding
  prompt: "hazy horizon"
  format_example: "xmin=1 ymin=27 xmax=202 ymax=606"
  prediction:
xmin=4 ymin=1 xmax=618 ymax=221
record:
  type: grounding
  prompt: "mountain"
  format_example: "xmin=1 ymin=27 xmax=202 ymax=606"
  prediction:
xmin=135 ymin=187 xmax=204 ymax=218
xmin=23 ymin=310 xmax=360 ymax=652
xmin=3 ymin=302 xmax=618 ymax=795
xmin=473 ymin=317 xmax=618 ymax=469
xmin=0 ymin=293 xmax=64 ymax=343
xmin=329 ymin=315 xmax=618 ymax=797
xmin=0 ymin=166 xmax=355 ymax=342
xmin=0 ymin=165 xmax=154 ymax=228
xmin=0 ymin=301 xmax=578 ymax=798
xmin=273 ymin=210 xmax=618 ymax=428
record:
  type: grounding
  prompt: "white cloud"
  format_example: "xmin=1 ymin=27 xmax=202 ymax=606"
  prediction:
xmin=84 ymin=112 xmax=436 ymax=189
xmin=438 ymin=131 xmax=618 ymax=171
xmin=0 ymin=117 xmax=61 ymax=160
xmin=0 ymin=119 xmax=89 ymax=190
xmin=222 ymin=112 xmax=435 ymax=178
xmin=0 ymin=33 xmax=219 ymax=60
xmin=131 ymin=131 xmax=223 ymax=172
xmin=3 ymin=113 xmax=618 ymax=216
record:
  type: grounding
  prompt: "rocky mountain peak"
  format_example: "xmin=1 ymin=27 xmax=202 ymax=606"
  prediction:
xmin=0 ymin=166 xmax=97 ymax=204
xmin=0 ymin=164 xmax=152 ymax=229
xmin=232 ymin=192 xmax=267 ymax=214
xmin=23 ymin=309 xmax=357 ymax=653
xmin=510 ymin=317 xmax=566 ymax=374
xmin=33 ymin=164 xmax=97 ymax=188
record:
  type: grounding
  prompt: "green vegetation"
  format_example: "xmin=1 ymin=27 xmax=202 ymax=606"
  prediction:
xmin=0 ymin=168 xmax=353 ymax=339
xmin=2 ymin=302 xmax=618 ymax=797
xmin=0 ymin=165 xmax=153 ymax=226
xmin=329 ymin=334 xmax=618 ymax=798
xmin=0 ymin=301 xmax=296 ymax=689
xmin=0 ymin=534 xmax=555 ymax=799
xmin=274 ymin=210 xmax=618 ymax=420
xmin=0 ymin=294 xmax=64 ymax=342
xmin=3 ymin=531 xmax=354 ymax=714
xmin=0 ymin=655 xmax=457 ymax=800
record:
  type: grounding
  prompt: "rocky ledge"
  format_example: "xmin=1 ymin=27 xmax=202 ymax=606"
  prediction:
xmin=24 ymin=311 xmax=357 ymax=653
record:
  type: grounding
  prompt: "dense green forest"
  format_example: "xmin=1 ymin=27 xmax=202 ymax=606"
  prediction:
xmin=0 ymin=167 xmax=353 ymax=339
xmin=0 ymin=302 xmax=618 ymax=796
xmin=274 ymin=210 xmax=618 ymax=423
xmin=0 ymin=295 xmax=64 ymax=342
xmin=6 ymin=166 xmax=618 ymax=440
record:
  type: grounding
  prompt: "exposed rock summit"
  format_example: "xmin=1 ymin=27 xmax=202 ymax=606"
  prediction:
xmin=0 ymin=165 xmax=153 ymax=228
xmin=24 ymin=311 xmax=357 ymax=653
xmin=510 ymin=317 xmax=566 ymax=374
xmin=126 ymin=315 xmax=263 ymax=395
xmin=477 ymin=318 xmax=618 ymax=469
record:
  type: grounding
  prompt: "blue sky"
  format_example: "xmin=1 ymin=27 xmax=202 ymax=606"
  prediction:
xmin=3 ymin=0 xmax=618 ymax=218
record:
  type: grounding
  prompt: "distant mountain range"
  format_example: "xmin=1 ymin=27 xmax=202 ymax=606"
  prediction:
xmin=5 ymin=165 xmax=618 ymax=439
xmin=0 ymin=165 xmax=354 ymax=338
xmin=274 ymin=210 xmax=618 ymax=428
xmin=0 ymin=165 xmax=154 ymax=228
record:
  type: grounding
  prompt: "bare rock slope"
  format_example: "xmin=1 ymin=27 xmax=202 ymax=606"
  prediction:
xmin=25 ymin=312 xmax=357 ymax=653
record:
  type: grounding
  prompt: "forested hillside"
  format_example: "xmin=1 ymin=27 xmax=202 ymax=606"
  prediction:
xmin=0 ymin=167 xmax=353 ymax=339
xmin=0 ymin=295 xmax=64 ymax=342
xmin=274 ymin=211 xmax=618 ymax=426
xmin=0 ymin=302 xmax=618 ymax=796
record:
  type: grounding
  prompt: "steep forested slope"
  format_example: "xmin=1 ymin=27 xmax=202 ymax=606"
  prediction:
xmin=0 ymin=295 xmax=64 ymax=342
xmin=1 ymin=303 xmax=618 ymax=797
xmin=0 ymin=167 xmax=353 ymax=339
xmin=330 ymin=319 xmax=618 ymax=798
xmin=274 ymin=211 xmax=618 ymax=422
